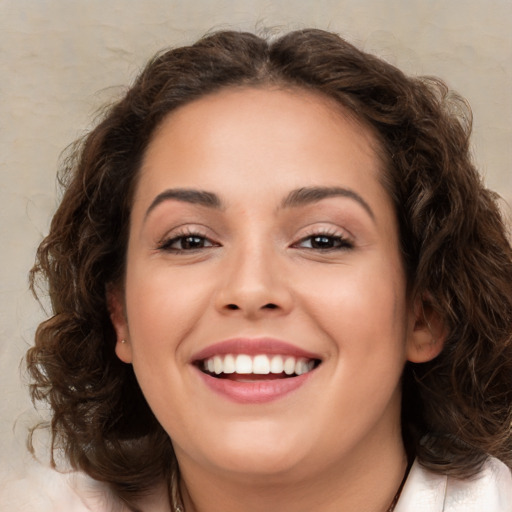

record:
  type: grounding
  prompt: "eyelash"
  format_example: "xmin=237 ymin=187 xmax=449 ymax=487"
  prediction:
xmin=157 ymin=229 xmax=218 ymax=253
xmin=293 ymin=229 xmax=354 ymax=251
xmin=157 ymin=228 xmax=353 ymax=254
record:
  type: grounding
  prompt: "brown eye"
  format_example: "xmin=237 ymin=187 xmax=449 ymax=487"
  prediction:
xmin=159 ymin=234 xmax=216 ymax=252
xmin=179 ymin=235 xmax=209 ymax=250
xmin=296 ymin=234 xmax=353 ymax=251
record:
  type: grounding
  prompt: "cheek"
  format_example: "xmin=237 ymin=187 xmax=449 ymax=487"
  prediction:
xmin=297 ymin=258 xmax=408 ymax=358
xmin=122 ymin=265 xmax=203 ymax=426
xmin=125 ymin=264 xmax=213 ymax=342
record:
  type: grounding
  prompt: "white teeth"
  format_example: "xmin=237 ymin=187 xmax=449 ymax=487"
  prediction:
xmin=253 ymin=355 xmax=270 ymax=374
xmin=235 ymin=354 xmax=253 ymax=374
xmin=223 ymin=354 xmax=236 ymax=374
xmin=201 ymin=354 xmax=317 ymax=376
xmin=270 ymin=355 xmax=284 ymax=374
xmin=213 ymin=355 xmax=223 ymax=375
xmin=295 ymin=358 xmax=308 ymax=375
xmin=283 ymin=356 xmax=296 ymax=375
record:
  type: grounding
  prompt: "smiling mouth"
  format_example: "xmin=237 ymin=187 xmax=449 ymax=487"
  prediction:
xmin=197 ymin=354 xmax=321 ymax=381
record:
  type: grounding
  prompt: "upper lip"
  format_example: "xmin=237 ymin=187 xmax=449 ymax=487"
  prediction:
xmin=191 ymin=337 xmax=322 ymax=363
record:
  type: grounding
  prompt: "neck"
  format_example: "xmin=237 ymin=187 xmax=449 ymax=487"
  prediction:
xmin=175 ymin=427 xmax=407 ymax=512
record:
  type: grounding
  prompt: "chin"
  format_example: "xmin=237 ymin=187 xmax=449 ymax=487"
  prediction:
xmin=174 ymin=421 xmax=314 ymax=480
xmin=207 ymin=448 xmax=309 ymax=482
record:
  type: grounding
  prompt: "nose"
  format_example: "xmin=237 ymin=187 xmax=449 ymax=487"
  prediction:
xmin=214 ymin=244 xmax=293 ymax=319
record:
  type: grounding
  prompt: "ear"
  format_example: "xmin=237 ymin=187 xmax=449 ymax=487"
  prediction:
xmin=106 ymin=284 xmax=133 ymax=364
xmin=406 ymin=294 xmax=447 ymax=363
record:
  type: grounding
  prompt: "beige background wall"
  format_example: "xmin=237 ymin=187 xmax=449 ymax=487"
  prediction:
xmin=1 ymin=0 xmax=511 ymax=508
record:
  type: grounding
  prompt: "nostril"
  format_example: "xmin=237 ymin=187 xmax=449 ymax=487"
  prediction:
xmin=225 ymin=303 xmax=277 ymax=311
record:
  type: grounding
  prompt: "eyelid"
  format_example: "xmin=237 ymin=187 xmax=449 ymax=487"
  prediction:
xmin=156 ymin=224 xmax=220 ymax=252
xmin=294 ymin=224 xmax=354 ymax=241
xmin=291 ymin=225 xmax=355 ymax=251
xmin=158 ymin=234 xmax=216 ymax=251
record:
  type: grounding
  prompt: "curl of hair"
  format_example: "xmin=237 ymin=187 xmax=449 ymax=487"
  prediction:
xmin=27 ymin=29 xmax=512 ymax=509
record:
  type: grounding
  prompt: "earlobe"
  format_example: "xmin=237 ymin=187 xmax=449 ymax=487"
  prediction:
xmin=106 ymin=285 xmax=133 ymax=364
xmin=406 ymin=294 xmax=447 ymax=363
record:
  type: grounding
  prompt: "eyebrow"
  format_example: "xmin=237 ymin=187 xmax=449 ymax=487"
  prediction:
xmin=144 ymin=185 xmax=375 ymax=222
xmin=144 ymin=188 xmax=223 ymax=220
xmin=281 ymin=186 xmax=375 ymax=220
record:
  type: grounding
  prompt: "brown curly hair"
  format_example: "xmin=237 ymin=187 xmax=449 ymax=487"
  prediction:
xmin=27 ymin=29 xmax=512 ymax=510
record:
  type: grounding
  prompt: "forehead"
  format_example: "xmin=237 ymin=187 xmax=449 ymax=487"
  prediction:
xmin=152 ymin=85 xmax=377 ymax=143
xmin=139 ymin=86 xmax=384 ymax=189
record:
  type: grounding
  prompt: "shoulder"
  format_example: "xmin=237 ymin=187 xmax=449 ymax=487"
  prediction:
xmin=395 ymin=457 xmax=512 ymax=512
xmin=68 ymin=471 xmax=128 ymax=512
xmin=444 ymin=457 xmax=512 ymax=512
xmin=0 ymin=461 xmax=125 ymax=512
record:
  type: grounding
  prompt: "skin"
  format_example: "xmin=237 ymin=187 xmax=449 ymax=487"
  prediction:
xmin=110 ymin=87 xmax=443 ymax=512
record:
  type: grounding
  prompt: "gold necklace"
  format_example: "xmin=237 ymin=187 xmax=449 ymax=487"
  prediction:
xmin=170 ymin=469 xmax=184 ymax=512
xmin=386 ymin=461 xmax=410 ymax=512
xmin=386 ymin=490 xmax=401 ymax=512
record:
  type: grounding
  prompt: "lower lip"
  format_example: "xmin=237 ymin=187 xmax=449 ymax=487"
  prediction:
xmin=194 ymin=368 xmax=315 ymax=404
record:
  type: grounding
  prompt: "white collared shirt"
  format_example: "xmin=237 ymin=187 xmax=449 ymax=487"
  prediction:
xmin=395 ymin=457 xmax=512 ymax=512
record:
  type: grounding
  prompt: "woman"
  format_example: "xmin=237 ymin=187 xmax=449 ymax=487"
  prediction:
xmin=27 ymin=29 xmax=512 ymax=511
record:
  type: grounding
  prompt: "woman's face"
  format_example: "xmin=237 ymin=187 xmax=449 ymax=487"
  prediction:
xmin=112 ymin=87 xmax=428 ymax=482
